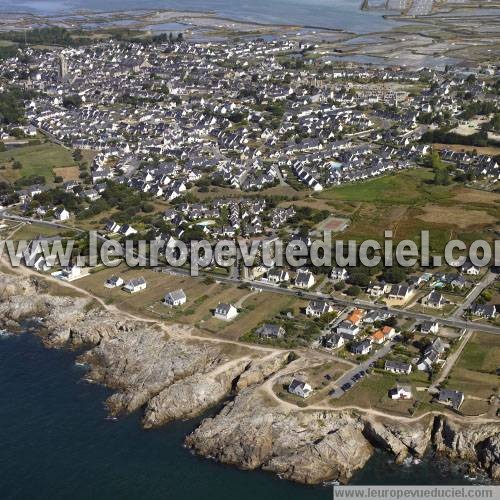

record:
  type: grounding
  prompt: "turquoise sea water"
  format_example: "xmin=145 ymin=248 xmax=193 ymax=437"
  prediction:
xmin=0 ymin=331 xmax=477 ymax=500
xmin=0 ymin=0 xmax=401 ymax=33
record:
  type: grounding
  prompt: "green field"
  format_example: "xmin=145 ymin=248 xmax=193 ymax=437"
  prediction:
xmin=445 ymin=332 xmax=500 ymax=415
xmin=313 ymin=168 xmax=500 ymax=253
xmin=0 ymin=143 xmax=76 ymax=183
xmin=319 ymin=169 xmax=453 ymax=206
xmin=456 ymin=332 xmax=500 ymax=374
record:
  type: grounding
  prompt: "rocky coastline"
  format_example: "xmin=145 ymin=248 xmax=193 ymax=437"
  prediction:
xmin=0 ymin=271 xmax=498 ymax=485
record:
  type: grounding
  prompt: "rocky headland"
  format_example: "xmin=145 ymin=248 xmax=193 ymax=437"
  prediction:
xmin=0 ymin=271 xmax=498 ymax=485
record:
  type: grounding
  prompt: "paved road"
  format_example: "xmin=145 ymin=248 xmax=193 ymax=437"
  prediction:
xmin=330 ymin=340 xmax=396 ymax=399
xmin=453 ymin=271 xmax=497 ymax=319
xmin=3 ymin=210 xmax=500 ymax=336
xmin=431 ymin=329 xmax=472 ymax=390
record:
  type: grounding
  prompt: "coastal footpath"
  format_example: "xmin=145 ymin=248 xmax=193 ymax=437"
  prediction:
xmin=0 ymin=271 xmax=498 ymax=485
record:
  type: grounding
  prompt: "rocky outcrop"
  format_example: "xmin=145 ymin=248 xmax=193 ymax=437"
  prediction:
xmin=186 ymin=388 xmax=374 ymax=484
xmin=0 ymin=272 xmax=92 ymax=339
xmin=0 ymin=273 xmax=39 ymax=299
xmin=143 ymin=359 xmax=251 ymax=428
xmin=478 ymin=436 xmax=500 ymax=481
xmin=433 ymin=416 xmax=500 ymax=474
xmin=363 ymin=418 xmax=432 ymax=463
xmin=1 ymin=270 xmax=498 ymax=485
xmin=236 ymin=352 xmax=291 ymax=391
xmin=80 ymin=331 xmax=224 ymax=415
xmin=264 ymin=423 xmax=373 ymax=484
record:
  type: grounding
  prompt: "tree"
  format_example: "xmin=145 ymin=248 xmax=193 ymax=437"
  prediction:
xmin=73 ymin=149 xmax=83 ymax=162
xmin=382 ymin=266 xmax=408 ymax=284
xmin=433 ymin=167 xmax=450 ymax=186
xmin=334 ymin=281 xmax=345 ymax=291
xmin=63 ymin=94 xmax=82 ymax=109
xmin=346 ymin=286 xmax=361 ymax=297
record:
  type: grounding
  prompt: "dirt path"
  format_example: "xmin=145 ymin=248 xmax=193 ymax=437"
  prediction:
xmin=431 ymin=329 xmax=473 ymax=389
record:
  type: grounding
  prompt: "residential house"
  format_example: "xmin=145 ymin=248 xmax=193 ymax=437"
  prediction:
xmin=295 ymin=269 xmax=315 ymax=289
xmin=346 ymin=308 xmax=364 ymax=325
xmin=471 ymin=303 xmax=497 ymax=319
xmin=119 ymin=224 xmax=138 ymax=237
xmin=461 ymin=262 xmax=480 ymax=276
xmin=331 ymin=267 xmax=349 ymax=281
xmin=54 ymin=207 xmax=70 ymax=221
xmin=417 ymin=338 xmax=447 ymax=371
xmin=266 ymin=268 xmax=289 ymax=284
xmin=288 ymin=378 xmax=313 ymax=399
xmin=164 ymin=289 xmax=187 ymax=307
xmin=257 ymin=323 xmax=285 ymax=339
xmin=367 ymin=283 xmax=390 ymax=298
xmin=336 ymin=320 xmax=360 ymax=340
xmin=105 ymin=276 xmax=124 ymax=289
xmin=437 ymin=388 xmax=465 ymax=410
xmin=306 ymin=300 xmax=333 ymax=318
xmin=420 ymin=321 xmax=439 ymax=335
xmin=385 ymin=360 xmax=412 ymax=375
xmin=123 ymin=277 xmax=147 ymax=293
xmin=214 ymin=303 xmax=238 ymax=321
xmin=388 ymin=284 xmax=411 ymax=301
xmin=322 ymin=332 xmax=345 ymax=350
xmin=422 ymin=291 xmax=445 ymax=309
xmin=350 ymin=339 xmax=372 ymax=356
xmin=390 ymin=383 xmax=412 ymax=400
xmin=105 ymin=220 xmax=121 ymax=234
xmin=370 ymin=325 xmax=396 ymax=344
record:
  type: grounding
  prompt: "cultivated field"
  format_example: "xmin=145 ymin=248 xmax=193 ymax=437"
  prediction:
xmin=0 ymin=142 xmax=77 ymax=184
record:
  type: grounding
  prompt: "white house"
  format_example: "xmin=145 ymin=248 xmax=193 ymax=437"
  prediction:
xmin=295 ymin=269 xmax=315 ymax=289
xmin=336 ymin=320 xmax=360 ymax=339
xmin=52 ymin=263 xmax=86 ymax=282
xmin=323 ymin=333 xmax=345 ymax=349
xmin=462 ymin=262 xmax=480 ymax=276
xmin=123 ymin=277 xmax=147 ymax=293
xmin=266 ymin=268 xmax=289 ymax=284
xmin=54 ymin=207 xmax=70 ymax=221
xmin=331 ymin=267 xmax=349 ymax=281
xmin=164 ymin=289 xmax=187 ymax=307
xmin=420 ymin=321 xmax=439 ymax=335
xmin=305 ymin=300 xmax=333 ymax=318
xmin=214 ymin=303 xmax=238 ymax=321
xmin=105 ymin=276 xmax=124 ymax=288
xmin=120 ymin=224 xmax=138 ymax=237
xmin=390 ymin=384 xmax=412 ymax=400
xmin=288 ymin=378 xmax=313 ymax=398
xmin=385 ymin=360 xmax=412 ymax=375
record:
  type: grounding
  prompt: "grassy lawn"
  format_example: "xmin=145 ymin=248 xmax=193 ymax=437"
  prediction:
xmin=0 ymin=143 xmax=76 ymax=184
xmin=10 ymin=223 xmax=72 ymax=241
xmin=455 ymin=332 xmax=500 ymax=374
xmin=444 ymin=332 xmax=500 ymax=415
xmin=330 ymin=373 xmax=425 ymax=416
xmin=273 ymin=360 xmax=352 ymax=406
xmin=75 ymin=265 xmax=250 ymax=321
xmin=200 ymin=292 xmax=305 ymax=341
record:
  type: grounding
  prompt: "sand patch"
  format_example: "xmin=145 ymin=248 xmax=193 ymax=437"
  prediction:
xmin=53 ymin=166 xmax=80 ymax=181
